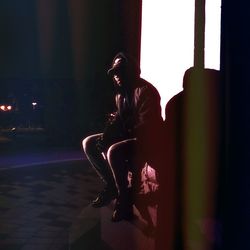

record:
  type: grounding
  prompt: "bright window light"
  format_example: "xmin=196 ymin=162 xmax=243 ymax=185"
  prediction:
xmin=205 ymin=0 xmax=221 ymax=69
xmin=141 ymin=0 xmax=221 ymax=119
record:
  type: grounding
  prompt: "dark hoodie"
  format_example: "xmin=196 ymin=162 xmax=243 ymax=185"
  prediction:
xmin=104 ymin=52 xmax=164 ymax=160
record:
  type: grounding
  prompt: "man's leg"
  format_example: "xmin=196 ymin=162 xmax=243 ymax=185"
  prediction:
xmin=107 ymin=138 xmax=144 ymax=221
xmin=82 ymin=133 xmax=117 ymax=207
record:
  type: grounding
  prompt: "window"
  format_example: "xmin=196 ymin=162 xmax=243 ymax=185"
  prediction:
xmin=141 ymin=0 xmax=221 ymax=118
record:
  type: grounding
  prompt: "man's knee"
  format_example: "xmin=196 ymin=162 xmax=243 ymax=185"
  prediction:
xmin=107 ymin=139 xmax=135 ymax=168
xmin=82 ymin=134 xmax=98 ymax=155
xmin=82 ymin=136 xmax=90 ymax=154
xmin=107 ymin=144 xmax=121 ymax=167
xmin=107 ymin=144 xmax=115 ymax=163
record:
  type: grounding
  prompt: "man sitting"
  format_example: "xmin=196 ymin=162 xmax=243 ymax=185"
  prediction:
xmin=82 ymin=52 xmax=164 ymax=222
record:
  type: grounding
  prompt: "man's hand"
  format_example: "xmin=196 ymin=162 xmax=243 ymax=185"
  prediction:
xmin=96 ymin=135 xmax=106 ymax=152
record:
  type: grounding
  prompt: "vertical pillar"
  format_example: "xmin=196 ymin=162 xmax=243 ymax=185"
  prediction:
xmin=194 ymin=0 xmax=206 ymax=68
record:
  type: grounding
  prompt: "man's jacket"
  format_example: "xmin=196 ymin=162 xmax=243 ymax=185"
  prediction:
xmin=102 ymin=77 xmax=164 ymax=154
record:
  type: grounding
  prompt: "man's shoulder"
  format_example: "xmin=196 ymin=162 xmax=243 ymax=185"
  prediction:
xmin=138 ymin=77 xmax=155 ymax=88
xmin=136 ymin=78 xmax=160 ymax=95
xmin=168 ymin=91 xmax=183 ymax=103
xmin=165 ymin=91 xmax=184 ymax=114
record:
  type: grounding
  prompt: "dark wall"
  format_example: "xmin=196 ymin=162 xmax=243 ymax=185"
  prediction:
xmin=0 ymin=0 xmax=142 ymax=145
xmin=220 ymin=1 xmax=250 ymax=249
xmin=0 ymin=0 xmax=40 ymax=78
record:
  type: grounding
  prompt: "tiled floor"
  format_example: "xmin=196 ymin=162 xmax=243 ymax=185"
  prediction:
xmin=0 ymin=160 xmax=102 ymax=250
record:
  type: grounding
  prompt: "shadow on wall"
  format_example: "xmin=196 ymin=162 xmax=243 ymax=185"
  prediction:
xmin=156 ymin=67 xmax=221 ymax=250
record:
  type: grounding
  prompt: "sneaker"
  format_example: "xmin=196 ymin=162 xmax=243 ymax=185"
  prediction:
xmin=92 ymin=188 xmax=117 ymax=208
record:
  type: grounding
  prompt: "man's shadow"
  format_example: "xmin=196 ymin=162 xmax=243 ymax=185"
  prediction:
xmin=155 ymin=67 xmax=221 ymax=250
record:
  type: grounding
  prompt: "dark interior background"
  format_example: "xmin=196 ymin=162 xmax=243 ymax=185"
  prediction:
xmin=0 ymin=0 xmax=250 ymax=249
xmin=0 ymin=0 xmax=141 ymax=145
xmin=220 ymin=1 xmax=250 ymax=249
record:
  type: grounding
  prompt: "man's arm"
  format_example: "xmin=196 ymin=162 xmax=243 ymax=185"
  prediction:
xmin=132 ymin=86 xmax=163 ymax=142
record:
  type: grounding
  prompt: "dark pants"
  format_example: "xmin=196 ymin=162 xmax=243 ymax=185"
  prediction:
xmin=82 ymin=133 xmax=145 ymax=200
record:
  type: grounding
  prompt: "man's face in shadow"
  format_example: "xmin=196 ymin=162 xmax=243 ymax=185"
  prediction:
xmin=109 ymin=56 xmax=136 ymax=91
xmin=113 ymin=73 xmax=123 ymax=87
xmin=111 ymin=57 xmax=126 ymax=87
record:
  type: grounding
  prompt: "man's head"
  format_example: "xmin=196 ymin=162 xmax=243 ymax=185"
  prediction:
xmin=182 ymin=67 xmax=220 ymax=90
xmin=107 ymin=52 xmax=141 ymax=87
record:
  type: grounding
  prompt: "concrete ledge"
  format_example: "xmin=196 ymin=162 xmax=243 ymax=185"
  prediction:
xmin=101 ymin=203 xmax=156 ymax=250
xmin=69 ymin=205 xmax=102 ymax=250
xmin=69 ymin=163 xmax=158 ymax=250
xmin=69 ymin=202 xmax=156 ymax=250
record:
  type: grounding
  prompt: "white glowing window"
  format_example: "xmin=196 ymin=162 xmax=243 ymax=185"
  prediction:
xmin=205 ymin=0 xmax=221 ymax=69
xmin=141 ymin=0 xmax=221 ymax=119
